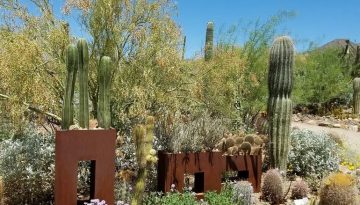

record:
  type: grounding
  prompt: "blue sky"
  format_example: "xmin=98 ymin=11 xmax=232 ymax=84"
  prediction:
xmin=23 ymin=0 xmax=360 ymax=58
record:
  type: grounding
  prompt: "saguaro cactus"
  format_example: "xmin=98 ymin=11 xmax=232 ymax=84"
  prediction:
xmin=62 ymin=44 xmax=78 ymax=129
xmin=97 ymin=56 xmax=112 ymax=129
xmin=204 ymin=21 xmax=214 ymax=61
xmin=77 ymin=39 xmax=89 ymax=128
xmin=131 ymin=116 xmax=157 ymax=205
xmin=182 ymin=36 xmax=186 ymax=60
xmin=267 ymin=36 xmax=294 ymax=171
xmin=353 ymin=78 xmax=360 ymax=114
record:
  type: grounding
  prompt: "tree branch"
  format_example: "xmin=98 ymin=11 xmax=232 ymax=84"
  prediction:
xmin=0 ymin=93 xmax=61 ymax=125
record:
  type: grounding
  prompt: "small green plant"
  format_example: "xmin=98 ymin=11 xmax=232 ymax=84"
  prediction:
xmin=261 ymin=169 xmax=284 ymax=204
xmin=319 ymin=173 xmax=358 ymax=205
xmin=205 ymin=183 xmax=233 ymax=205
xmin=232 ymin=181 xmax=253 ymax=205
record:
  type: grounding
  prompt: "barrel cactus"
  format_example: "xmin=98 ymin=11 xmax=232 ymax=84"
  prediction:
xmin=353 ymin=78 xmax=360 ymax=114
xmin=204 ymin=21 xmax=214 ymax=61
xmin=77 ymin=39 xmax=89 ymax=128
xmin=97 ymin=56 xmax=112 ymax=129
xmin=62 ymin=44 xmax=78 ymax=129
xmin=319 ymin=173 xmax=358 ymax=205
xmin=267 ymin=36 xmax=294 ymax=171
xmin=261 ymin=169 xmax=284 ymax=204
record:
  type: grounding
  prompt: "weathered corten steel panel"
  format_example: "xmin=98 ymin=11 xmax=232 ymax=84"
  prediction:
xmin=55 ymin=129 xmax=116 ymax=205
xmin=157 ymin=150 xmax=262 ymax=198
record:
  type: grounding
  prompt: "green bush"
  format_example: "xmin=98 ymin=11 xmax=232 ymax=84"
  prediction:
xmin=288 ymin=129 xmax=340 ymax=178
xmin=0 ymin=124 xmax=55 ymax=205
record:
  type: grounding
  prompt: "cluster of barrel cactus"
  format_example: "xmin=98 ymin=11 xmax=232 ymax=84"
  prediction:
xmin=61 ymin=39 xmax=112 ymax=129
xmin=131 ymin=116 xmax=158 ymax=205
xmin=267 ymin=36 xmax=294 ymax=171
xmin=215 ymin=132 xmax=266 ymax=155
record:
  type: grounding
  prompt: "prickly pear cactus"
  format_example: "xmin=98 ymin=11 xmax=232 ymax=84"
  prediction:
xmin=353 ymin=78 xmax=360 ymax=114
xmin=77 ymin=39 xmax=89 ymax=128
xmin=97 ymin=56 xmax=112 ymax=129
xmin=204 ymin=21 xmax=214 ymax=61
xmin=267 ymin=36 xmax=294 ymax=171
xmin=62 ymin=44 xmax=78 ymax=129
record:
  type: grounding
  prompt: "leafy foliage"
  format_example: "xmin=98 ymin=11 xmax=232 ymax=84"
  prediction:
xmin=288 ymin=129 xmax=340 ymax=178
xmin=0 ymin=124 xmax=55 ymax=205
xmin=293 ymin=48 xmax=352 ymax=106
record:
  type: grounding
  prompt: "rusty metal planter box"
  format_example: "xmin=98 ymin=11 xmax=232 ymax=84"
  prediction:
xmin=157 ymin=151 xmax=262 ymax=197
xmin=55 ymin=129 xmax=116 ymax=205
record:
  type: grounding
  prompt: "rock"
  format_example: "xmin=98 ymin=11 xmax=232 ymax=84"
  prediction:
xmin=356 ymin=169 xmax=360 ymax=176
xmin=306 ymin=120 xmax=317 ymax=125
xmin=332 ymin=123 xmax=341 ymax=128
xmin=353 ymin=118 xmax=360 ymax=122
xmin=293 ymin=115 xmax=300 ymax=122
xmin=318 ymin=121 xmax=331 ymax=127
xmin=349 ymin=125 xmax=359 ymax=132
xmin=293 ymin=197 xmax=309 ymax=205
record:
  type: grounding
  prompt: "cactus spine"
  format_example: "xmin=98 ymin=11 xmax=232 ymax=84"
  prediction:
xmin=353 ymin=78 xmax=360 ymax=114
xmin=97 ymin=56 xmax=112 ymax=129
xmin=204 ymin=21 xmax=214 ymax=61
xmin=131 ymin=116 xmax=157 ymax=205
xmin=62 ymin=44 xmax=78 ymax=129
xmin=77 ymin=39 xmax=89 ymax=128
xmin=267 ymin=36 xmax=294 ymax=171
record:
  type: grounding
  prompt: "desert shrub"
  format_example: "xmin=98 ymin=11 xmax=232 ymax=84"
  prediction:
xmin=261 ymin=169 xmax=284 ymax=204
xmin=232 ymin=181 xmax=253 ymax=205
xmin=293 ymin=48 xmax=352 ymax=107
xmin=143 ymin=191 xmax=198 ymax=205
xmin=291 ymin=178 xmax=309 ymax=199
xmin=0 ymin=176 xmax=3 ymax=205
xmin=0 ymin=125 xmax=55 ymax=205
xmin=167 ymin=112 xmax=228 ymax=153
xmin=288 ymin=129 xmax=340 ymax=178
xmin=319 ymin=173 xmax=358 ymax=205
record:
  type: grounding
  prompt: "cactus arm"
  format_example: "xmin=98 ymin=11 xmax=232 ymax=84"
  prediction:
xmin=267 ymin=36 xmax=294 ymax=171
xmin=204 ymin=21 xmax=214 ymax=61
xmin=97 ymin=56 xmax=112 ymax=129
xmin=77 ymin=39 xmax=90 ymax=128
xmin=62 ymin=44 xmax=78 ymax=129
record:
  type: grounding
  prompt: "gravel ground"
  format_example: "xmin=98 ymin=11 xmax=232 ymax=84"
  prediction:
xmin=292 ymin=121 xmax=360 ymax=155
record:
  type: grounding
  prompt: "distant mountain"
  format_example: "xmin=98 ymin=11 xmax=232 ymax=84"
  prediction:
xmin=319 ymin=39 xmax=359 ymax=51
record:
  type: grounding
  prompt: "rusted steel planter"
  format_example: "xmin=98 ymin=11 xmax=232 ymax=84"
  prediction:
xmin=55 ymin=129 xmax=116 ymax=205
xmin=157 ymin=150 xmax=262 ymax=197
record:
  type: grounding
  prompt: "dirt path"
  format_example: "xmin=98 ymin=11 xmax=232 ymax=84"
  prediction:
xmin=292 ymin=121 xmax=360 ymax=154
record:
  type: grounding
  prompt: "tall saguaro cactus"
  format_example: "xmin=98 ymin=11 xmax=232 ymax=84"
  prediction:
xmin=267 ymin=36 xmax=294 ymax=171
xmin=62 ymin=44 xmax=78 ymax=129
xmin=131 ymin=116 xmax=157 ymax=205
xmin=353 ymin=78 xmax=360 ymax=114
xmin=77 ymin=39 xmax=89 ymax=128
xmin=204 ymin=21 xmax=214 ymax=61
xmin=97 ymin=56 xmax=112 ymax=129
